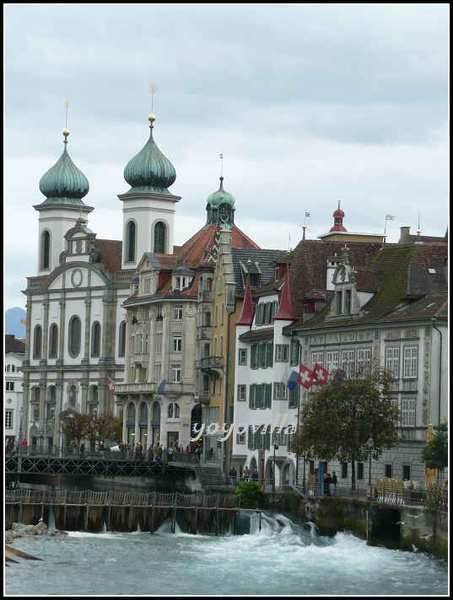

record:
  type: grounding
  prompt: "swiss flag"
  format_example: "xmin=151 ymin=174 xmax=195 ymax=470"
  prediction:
xmin=107 ymin=377 xmax=116 ymax=394
xmin=297 ymin=364 xmax=314 ymax=389
xmin=312 ymin=363 xmax=329 ymax=386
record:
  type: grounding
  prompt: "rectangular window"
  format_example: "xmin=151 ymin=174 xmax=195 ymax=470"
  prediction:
xmin=401 ymin=398 xmax=416 ymax=427
xmin=172 ymin=334 xmax=182 ymax=352
xmin=341 ymin=349 xmax=355 ymax=378
xmin=290 ymin=340 xmax=300 ymax=366
xmin=156 ymin=332 xmax=163 ymax=354
xmin=266 ymin=342 xmax=274 ymax=368
xmin=275 ymin=344 xmax=289 ymax=362
xmin=5 ymin=409 xmax=13 ymax=429
xmin=385 ymin=346 xmax=400 ymax=379
xmin=288 ymin=384 xmax=299 ymax=409
xmin=336 ymin=291 xmax=343 ymax=314
xmin=238 ymin=348 xmax=247 ymax=365
xmin=402 ymin=465 xmax=411 ymax=481
xmin=273 ymin=382 xmax=287 ymax=400
xmin=311 ymin=351 xmax=324 ymax=368
xmin=236 ymin=430 xmax=246 ymax=445
xmin=341 ymin=463 xmax=348 ymax=479
xmin=385 ymin=464 xmax=392 ymax=478
xmin=345 ymin=289 xmax=352 ymax=313
xmin=173 ymin=305 xmax=183 ymax=320
xmin=403 ymin=346 xmax=418 ymax=379
xmin=357 ymin=462 xmax=364 ymax=480
xmin=171 ymin=364 xmax=181 ymax=383
xmin=264 ymin=383 xmax=272 ymax=408
xmin=356 ymin=348 xmax=372 ymax=377
xmin=237 ymin=385 xmax=247 ymax=402
xmin=326 ymin=351 xmax=339 ymax=373
xmin=251 ymin=344 xmax=258 ymax=369
xmin=6 ymin=382 xmax=15 ymax=391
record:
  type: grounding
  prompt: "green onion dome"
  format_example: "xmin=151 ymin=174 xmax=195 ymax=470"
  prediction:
xmin=38 ymin=130 xmax=89 ymax=206
xmin=123 ymin=114 xmax=176 ymax=194
xmin=206 ymin=177 xmax=235 ymax=209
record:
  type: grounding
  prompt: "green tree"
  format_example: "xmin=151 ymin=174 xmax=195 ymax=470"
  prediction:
xmin=422 ymin=423 xmax=448 ymax=479
xmin=60 ymin=411 xmax=92 ymax=448
xmin=92 ymin=412 xmax=121 ymax=445
xmin=293 ymin=369 xmax=399 ymax=490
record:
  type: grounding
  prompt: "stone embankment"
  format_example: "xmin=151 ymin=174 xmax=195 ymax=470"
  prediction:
xmin=5 ymin=520 xmax=68 ymax=564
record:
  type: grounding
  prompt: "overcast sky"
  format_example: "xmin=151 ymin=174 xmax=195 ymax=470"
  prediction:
xmin=4 ymin=3 xmax=449 ymax=310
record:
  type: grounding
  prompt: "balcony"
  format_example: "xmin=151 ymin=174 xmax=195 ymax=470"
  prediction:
xmin=196 ymin=356 xmax=224 ymax=377
xmin=197 ymin=326 xmax=212 ymax=341
xmin=114 ymin=381 xmax=195 ymax=398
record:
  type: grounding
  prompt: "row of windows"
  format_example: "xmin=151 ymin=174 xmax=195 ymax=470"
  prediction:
xmin=240 ymin=342 xmax=301 ymax=368
xmin=254 ymin=301 xmax=279 ymax=326
xmin=332 ymin=461 xmax=412 ymax=481
xmin=125 ymin=401 xmax=179 ymax=424
xmin=244 ymin=426 xmax=297 ymax=451
xmin=238 ymin=383 xmax=300 ymax=409
xmin=309 ymin=346 xmax=418 ymax=379
xmin=125 ymin=221 xmax=167 ymax=263
xmin=32 ymin=321 xmax=127 ymax=360
xmin=5 ymin=364 xmax=19 ymax=372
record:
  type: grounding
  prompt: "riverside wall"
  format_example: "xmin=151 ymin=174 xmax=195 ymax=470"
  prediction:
xmin=264 ymin=492 xmax=448 ymax=561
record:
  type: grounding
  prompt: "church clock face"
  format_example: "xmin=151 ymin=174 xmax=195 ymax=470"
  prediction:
xmin=219 ymin=204 xmax=229 ymax=223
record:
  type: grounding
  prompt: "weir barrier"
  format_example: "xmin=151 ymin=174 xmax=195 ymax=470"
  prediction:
xmin=5 ymin=489 xmax=261 ymax=535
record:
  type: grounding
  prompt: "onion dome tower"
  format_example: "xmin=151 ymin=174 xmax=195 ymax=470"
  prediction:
xmin=206 ymin=176 xmax=235 ymax=226
xmin=34 ymin=128 xmax=93 ymax=275
xmin=329 ymin=200 xmax=347 ymax=232
xmin=118 ymin=113 xmax=181 ymax=268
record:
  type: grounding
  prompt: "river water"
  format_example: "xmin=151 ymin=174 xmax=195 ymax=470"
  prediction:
xmin=5 ymin=513 xmax=448 ymax=596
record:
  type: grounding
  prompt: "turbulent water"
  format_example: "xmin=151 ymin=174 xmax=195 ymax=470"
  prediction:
xmin=5 ymin=514 xmax=448 ymax=596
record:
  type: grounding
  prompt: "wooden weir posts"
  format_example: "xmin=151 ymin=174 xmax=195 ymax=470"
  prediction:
xmin=5 ymin=489 xmax=263 ymax=534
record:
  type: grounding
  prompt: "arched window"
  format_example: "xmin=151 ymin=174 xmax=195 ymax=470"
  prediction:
xmin=126 ymin=221 xmax=136 ymax=262
xmin=41 ymin=230 xmax=51 ymax=270
xmin=127 ymin=402 xmax=136 ymax=425
xmin=174 ymin=403 xmax=180 ymax=418
xmin=154 ymin=222 xmax=166 ymax=253
xmin=168 ymin=403 xmax=174 ymax=418
xmin=139 ymin=402 xmax=148 ymax=424
xmin=118 ymin=321 xmax=126 ymax=357
xmin=33 ymin=325 xmax=42 ymax=359
xmin=91 ymin=321 xmax=101 ymax=357
xmin=68 ymin=316 xmax=82 ymax=357
xmin=49 ymin=323 xmax=58 ymax=358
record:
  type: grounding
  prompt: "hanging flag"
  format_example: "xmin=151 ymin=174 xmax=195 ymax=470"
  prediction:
xmin=20 ymin=318 xmax=27 ymax=324
xmin=297 ymin=364 xmax=314 ymax=389
xmin=385 ymin=214 xmax=395 ymax=220
xmin=158 ymin=380 xmax=167 ymax=393
xmin=305 ymin=211 xmax=311 ymax=218
xmin=312 ymin=363 xmax=329 ymax=386
xmin=332 ymin=369 xmax=346 ymax=387
xmin=287 ymin=370 xmax=299 ymax=391
xmin=107 ymin=377 xmax=116 ymax=394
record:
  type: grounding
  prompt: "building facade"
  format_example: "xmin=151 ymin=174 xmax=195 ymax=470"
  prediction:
xmin=231 ymin=211 xmax=448 ymax=490
xmin=5 ymin=335 xmax=26 ymax=446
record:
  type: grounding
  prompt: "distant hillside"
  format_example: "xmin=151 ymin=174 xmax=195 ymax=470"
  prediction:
xmin=5 ymin=307 xmax=26 ymax=340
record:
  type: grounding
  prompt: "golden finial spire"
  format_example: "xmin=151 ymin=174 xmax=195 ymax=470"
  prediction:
xmin=63 ymin=100 xmax=70 ymax=143
xmin=149 ymin=84 xmax=156 ymax=122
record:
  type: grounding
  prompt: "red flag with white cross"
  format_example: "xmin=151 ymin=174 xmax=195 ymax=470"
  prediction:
xmin=297 ymin=364 xmax=314 ymax=389
xmin=107 ymin=377 xmax=116 ymax=394
xmin=312 ymin=363 xmax=329 ymax=386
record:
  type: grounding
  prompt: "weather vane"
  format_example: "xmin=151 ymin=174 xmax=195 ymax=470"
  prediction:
xmin=219 ymin=152 xmax=224 ymax=178
xmin=150 ymin=84 xmax=156 ymax=112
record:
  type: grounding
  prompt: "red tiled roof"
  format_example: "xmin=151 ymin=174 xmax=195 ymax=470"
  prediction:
xmin=236 ymin=280 xmax=255 ymax=326
xmin=94 ymin=239 xmax=123 ymax=270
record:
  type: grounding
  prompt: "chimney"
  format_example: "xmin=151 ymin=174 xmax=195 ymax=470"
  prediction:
xmin=399 ymin=226 xmax=411 ymax=244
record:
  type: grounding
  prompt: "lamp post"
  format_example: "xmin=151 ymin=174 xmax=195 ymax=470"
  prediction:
xmin=302 ymin=453 xmax=307 ymax=495
xmin=272 ymin=445 xmax=278 ymax=493
xmin=367 ymin=434 xmax=374 ymax=493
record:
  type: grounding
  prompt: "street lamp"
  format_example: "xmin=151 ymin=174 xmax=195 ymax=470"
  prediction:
xmin=272 ymin=445 xmax=278 ymax=493
xmin=367 ymin=434 xmax=374 ymax=491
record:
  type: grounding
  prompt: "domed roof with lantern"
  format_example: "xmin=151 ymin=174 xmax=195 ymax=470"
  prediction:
xmin=38 ymin=129 xmax=90 ymax=206
xmin=123 ymin=114 xmax=177 ymax=194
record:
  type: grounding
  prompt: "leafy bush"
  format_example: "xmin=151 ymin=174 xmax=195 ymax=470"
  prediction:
xmin=235 ymin=480 xmax=264 ymax=509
